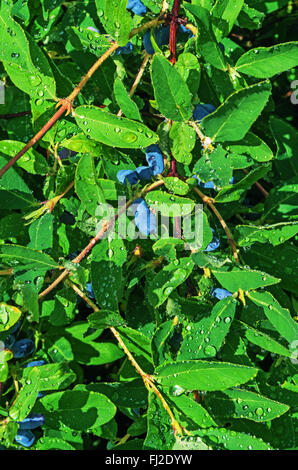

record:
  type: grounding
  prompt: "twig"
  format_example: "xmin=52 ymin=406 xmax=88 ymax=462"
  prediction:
xmin=242 ymin=169 xmax=269 ymax=198
xmin=0 ymin=17 xmax=166 ymax=180
xmin=193 ymin=187 xmax=239 ymax=263
xmin=38 ymin=180 xmax=165 ymax=299
xmin=65 ymin=278 xmax=183 ymax=436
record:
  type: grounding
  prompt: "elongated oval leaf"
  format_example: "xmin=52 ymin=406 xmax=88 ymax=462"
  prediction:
xmin=200 ymin=81 xmax=272 ymax=142
xmin=236 ymin=41 xmax=298 ymax=78
xmin=75 ymin=105 xmax=158 ymax=148
xmin=156 ymin=360 xmax=258 ymax=391
xmin=151 ymin=54 xmax=193 ymax=122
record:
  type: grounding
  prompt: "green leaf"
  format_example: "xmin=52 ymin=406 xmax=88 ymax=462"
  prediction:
xmin=0 ymin=244 xmax=59 ymax=274
xmin=114 ymin=77 xmax=142 ymax=122
xmin=263 ymin=178 xmax=298 ymax=221
xmin=178 ymin=297 xmax=236 ymax=360
xmin=91 ymin=260 xmax=122 ymax=311
xmin=239 ymin=320 xmax=293 ymax=358
xmin=270 ymin=116 xmax=298 ymax=180
xmin=75 ymin=153 xmax=105 ymax=216
xmin=235 ymin=222 xmax=298 ymax=247
xmin=0 ymin=141 xmax=48 ymax=174
xmin=9 ymin=367 xmax=40 ymax=421
xmin=174 ymin=52 xmax=201 ymax=97
xmin=19 ymin=363 xmax=76 ymax=392
xmin=75 ymin=379 xmax=148 ymax=409
xmin=28 ymin=213 xmax=54 ymax=250
xmin=48 ymin=337 xmax=74 ymax=362
xmin=75 ymin=105 xmax=158 ymax=148
xmin=147 ymin=258 xmax=194 ymax=308
xmin=193 ymin=145 xmax=233 ymax=188
xmin=21 ymin=284 xmax=39 ymax=322
xmin=145 ymin=191 xmax=195 ymax=217
xmin=200 ymin=81 xmax=272 ymax=142
xmin=215 ymin=165 xmax=270 ymax=202
xmin=169 ymin=393 xmax=216 ymax=429
xmin=61 ymin=133 xmax=102 ymax=155
xmin=0 ymin=304 xmax=22 ymax=332
xmin=36 ymin=437 xmax=76 ymax=450
xmin=197 ymin=427 xmax=272 ymax=450
xmin=185 ymin=4 xmax=227 ymax=71
xmin=101 ymin=0 xmax=131 ymax=46
xmin=151 ymin=54 xmax=193 ymax=122
xmin=163 ymin=177 xmax=190 ymax=196
xmin=36 ymin=390 xmax=116 ymax=430
xmin=246 ymin=290 xmax=298 ymax=344
xmin=156 ymin=360 xmax=258 ymax=391
xmin=143 ymin=392 xmax=175 ymax=450
xmin=0 ymin=0 xmax=56 ymax=99
xmin=151 ymin=319 xmax=177 ymax=367
xmin=211 ymin=0 xmax=245 ymax=41
xmin=211 ymin=266 xmax=280 ymax=292
xmin=236 ymin=41 xmax=298 ymax=78
xmin=88 ymin=310 xmax=126 ymax=329
xmin=169 ymin=122 xmax=196 ymax=164
xmin=242 ymin=243 xmax=298 ymax=294
xmin=225 ymin=132 xmax=273 ymax=163
xmin=66 ymin=26 xmax=111 ymax=57
xmin=205 ymin=388 xmax=289 ymax=422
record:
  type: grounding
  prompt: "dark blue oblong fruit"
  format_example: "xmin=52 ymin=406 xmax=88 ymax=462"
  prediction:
xmin=193 ymin=103 xmax=216 ymax=122
xmin=11 ymin=339 xmax=35 ymax=359
xmin=145 ymin=144 xmax=164 ymax=175
xmin=117 ymin=169 xmax=139 ymax=185
xmin=211 ymin=288 xmax=232 ymax=300
xmin=115 ymin=42 xmax=133 ymax=55
xmin=135 ymin=165 xmax=154 ymax=181
xmin=14 ymin=430 xmax=35 ymax=448
xmin=131 ymin=198 xmax=157 ymax=236
xmin=18 ymin=413 xmax=44 ymax=430
xmin=127 ymin=0 xmax=147 ymax=15
xmin=204 ymin=228 xmax=220 ymax=252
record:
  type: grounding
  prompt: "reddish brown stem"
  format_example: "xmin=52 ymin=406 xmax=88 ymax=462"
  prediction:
xmin=0 ymin=105 xmax=66 ymax=178
xmin=242 ymin=169 xmax=269 ymax=198
xmin=169 ymin=0 xmax=181 ymax=64
xmin=0 ymin=111 xmax=31 ymax=119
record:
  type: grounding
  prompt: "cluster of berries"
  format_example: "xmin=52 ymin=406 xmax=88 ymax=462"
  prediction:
xmin=117 ymin=144 xmax=164 ymax=235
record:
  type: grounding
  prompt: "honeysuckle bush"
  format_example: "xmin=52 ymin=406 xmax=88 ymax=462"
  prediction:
xmin=0 ymin=0 xmax=298 ymax=452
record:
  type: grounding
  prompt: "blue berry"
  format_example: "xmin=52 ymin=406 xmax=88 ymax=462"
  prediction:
xmin=145 ymin=144 xmax=164 ymax=175
xmin=11 ymin=339 xmax=35 ymax=359
xmin=117 ymin=169 xmax=139 ymax=185
xmin=211 ymin=288 xmax=232 ymax=300
xmin=58 ymin=148 xmax=77 ymax=160
xmin=4 ymin=335 xmax=15 ymax=349
xmin=115 ymin=42 xmax=133 ymax=55
xmin=219 ymin=42 xmax=225 ymax=53
xmin=204 ymin=228 xmax=220 ymax=252
xmin=127 ymin=0 xmax=147 ymax=15
xmin=143 ymin=25 xmax=170 ymax=54
xmin=192 ymin=175 xmax=215 ymax=189
xmin=18 ymin=413 xmax=44 ymax=430
xmin=193 ymin=104 xmax=216 ymax=122
xmin=178 ymin=24 xmax=194 ymax=39
xmin=131 ymin=198 xmax=157 ymax=236
xmin=14 ymin=430 xmax=35 ymax=448
xmin=135 ymin=166 xmax=153 ymax=181
xmin=87 ymin=282 xmax=95 ymax=299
